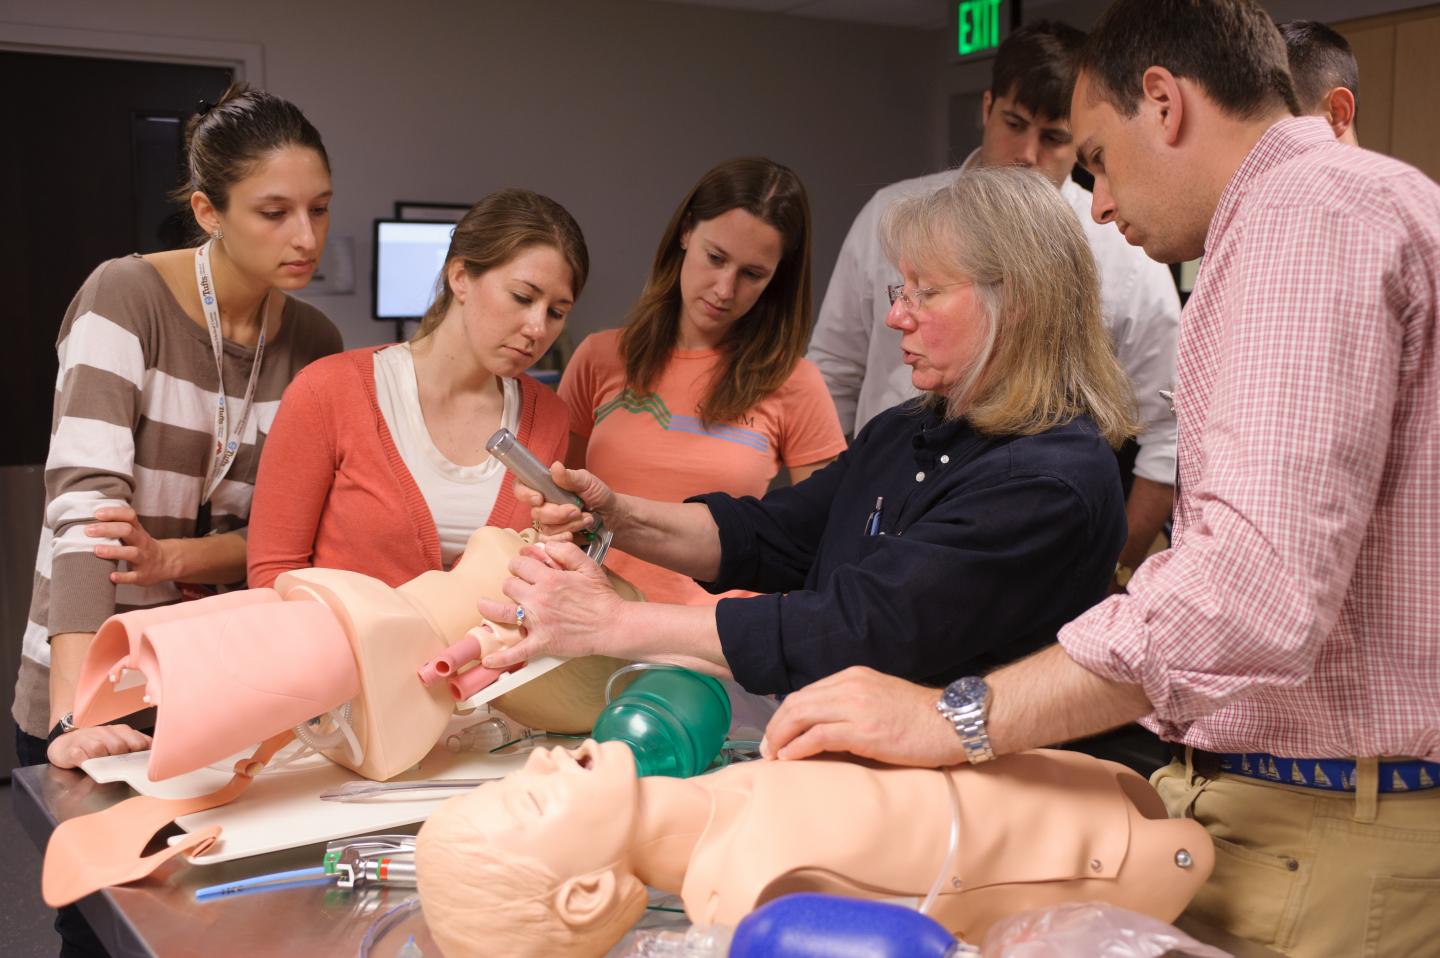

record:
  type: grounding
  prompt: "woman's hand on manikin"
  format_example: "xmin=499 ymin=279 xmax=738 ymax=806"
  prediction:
xmin=477 ymin=541 xmax=626 ymax=668
xmin=516 ymin=462 xmax=621 ymax=541
xmin=48 ymin=724 xmax=153 ymax=769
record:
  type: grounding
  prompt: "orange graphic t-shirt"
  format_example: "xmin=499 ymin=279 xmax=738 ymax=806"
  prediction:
xmin=559 ymin=329 xmax=847 ymax=606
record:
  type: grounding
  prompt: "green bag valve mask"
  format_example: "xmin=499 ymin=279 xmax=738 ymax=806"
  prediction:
xmin=593 ymin=664 xmax=732 ymax=778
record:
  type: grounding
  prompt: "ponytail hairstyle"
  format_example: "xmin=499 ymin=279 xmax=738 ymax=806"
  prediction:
xmin=412 ymin=189 xmax=589 ymax=342
xmin=171 ymin=82 xmax=329 ymax=239
xmin=618 ymin=157 xmax=812 ymax=427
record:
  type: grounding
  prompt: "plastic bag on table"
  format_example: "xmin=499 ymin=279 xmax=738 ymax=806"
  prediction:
xmin=981 ymin=901 xmax=1232 ymax=957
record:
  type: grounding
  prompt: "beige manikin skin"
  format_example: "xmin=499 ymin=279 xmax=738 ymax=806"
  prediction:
xmin=44 ymin=527 xmax=636 ymax=908
xmin=70 ymin=526 xmax=633 ymax=783
xmin=275 ymin=526 xmax=634 ymax=771
xmin=389 ymin=529 xmax=637 ymax=733
xmin=416 ymin=740 xmax=1215 ymax=958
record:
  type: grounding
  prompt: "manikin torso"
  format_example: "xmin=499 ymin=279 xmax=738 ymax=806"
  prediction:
xmin=415 ymin=741 xmax=1213 ymax=956
xmin=668 ymin=759 xmax=954 ymax=925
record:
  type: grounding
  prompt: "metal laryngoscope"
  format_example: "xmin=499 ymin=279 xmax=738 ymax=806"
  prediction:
xmin=485 ymin=429 xmax=613 ymax=566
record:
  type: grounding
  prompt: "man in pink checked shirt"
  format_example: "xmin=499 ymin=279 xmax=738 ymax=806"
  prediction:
xmin=758 ymin=2 xmax=1440 ymax=955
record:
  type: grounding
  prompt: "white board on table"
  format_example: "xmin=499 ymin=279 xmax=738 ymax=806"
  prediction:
xmin=80 ymin=718 xmax=541 ymax=864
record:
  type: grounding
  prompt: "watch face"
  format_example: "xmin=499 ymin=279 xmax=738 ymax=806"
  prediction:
xmin=943 ymin=675 xmax=988 ymax=710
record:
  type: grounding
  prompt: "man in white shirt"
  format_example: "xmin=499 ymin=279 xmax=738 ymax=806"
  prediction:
xmin=809 ymin=20 xmax=1180 ymax=590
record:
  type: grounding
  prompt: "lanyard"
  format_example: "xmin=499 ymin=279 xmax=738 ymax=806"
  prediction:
xmin=194 ymin=240 xmax=270 ymax=505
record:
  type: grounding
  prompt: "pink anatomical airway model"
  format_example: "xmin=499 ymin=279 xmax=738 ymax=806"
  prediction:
xmin=43 ymin=526 xmax=636 ymax=909
xmin=416 ymin=625 xmax=528 ymax=701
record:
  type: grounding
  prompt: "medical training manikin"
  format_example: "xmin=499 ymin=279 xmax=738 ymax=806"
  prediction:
xmin=42 ymin=526 xmax=632 ymax=907
xmin=416 ymin=740 xmax=1215 ymax=957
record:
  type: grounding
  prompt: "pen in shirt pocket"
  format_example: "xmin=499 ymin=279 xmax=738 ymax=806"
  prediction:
xmin=864 ymin=496 xmax=883 ymax=536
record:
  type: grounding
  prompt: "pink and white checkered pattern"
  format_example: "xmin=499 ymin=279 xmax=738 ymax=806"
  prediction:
xmin=1060 ymin=117 xmax=1440 ymax=761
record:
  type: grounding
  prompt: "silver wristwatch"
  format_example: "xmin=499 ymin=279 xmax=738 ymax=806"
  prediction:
xmin=935 ymin=675 xmax=995 ymax=764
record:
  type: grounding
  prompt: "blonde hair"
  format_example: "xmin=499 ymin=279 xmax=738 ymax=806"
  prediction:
xmin=880 ymin=166 xmax=1137 ymax=446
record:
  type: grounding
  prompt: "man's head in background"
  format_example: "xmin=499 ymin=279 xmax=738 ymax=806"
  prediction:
xmin=1069 ymin=0 xmax=1299 ymax=264
xmin=1278 ymin=20 xmax=1359 ymax=144
xmin=978 ymin=21 xmax=1089 ymax=188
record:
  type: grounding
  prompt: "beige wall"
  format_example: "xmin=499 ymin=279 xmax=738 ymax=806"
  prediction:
xmin=0 ymin=0 xmax=945 ymax=347
xmin=1336 ymin=4 xmax=1440 ymax=181
xmin=938 ymin=0 xmax=1440 ymax=162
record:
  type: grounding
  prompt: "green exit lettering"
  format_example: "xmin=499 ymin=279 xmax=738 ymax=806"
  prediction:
xmin=958 ymin=0 xmax=1004 ymax=56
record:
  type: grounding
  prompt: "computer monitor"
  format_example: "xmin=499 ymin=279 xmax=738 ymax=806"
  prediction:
xmin=372 ymin=219 xmax=455 ymax=320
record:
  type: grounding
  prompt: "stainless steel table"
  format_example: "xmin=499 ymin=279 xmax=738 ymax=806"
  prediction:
xmin=12 ymin=763 xmax=434 ymax=958
xmin=14 ymin=762 xmax=1283 ymax=958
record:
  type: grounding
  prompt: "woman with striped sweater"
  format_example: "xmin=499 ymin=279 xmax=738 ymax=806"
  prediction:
xmin=12 ymin=84 xmax=342 ymax=777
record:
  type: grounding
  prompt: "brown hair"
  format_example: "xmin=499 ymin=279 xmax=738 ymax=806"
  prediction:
xmin=172 ymin=82 xmax=328 ymax=231
xmin=618 ymin=157 xmax=812 ymax=426
xmin=413 ymin=189 xmax=589 ymax=341
xmin=992 ymin=20 xmax=1088 ymax=120
xmin=1079 ymin=0 xmax=1300 ymax=120
xmin=1278 ymin=19 xmax=1359 ymax=114
xmin=881 ymin=166 xmax=1137 ymax=447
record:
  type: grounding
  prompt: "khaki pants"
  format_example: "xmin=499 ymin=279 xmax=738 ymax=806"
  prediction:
xmin=1153 ymin=756 xmax=1440 ymax=957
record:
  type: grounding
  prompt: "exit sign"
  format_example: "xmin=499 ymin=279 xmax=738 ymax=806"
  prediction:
xmin=953 ymin=0 xmax=1021 ymax=62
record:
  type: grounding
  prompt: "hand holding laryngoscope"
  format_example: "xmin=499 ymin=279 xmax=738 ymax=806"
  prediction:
xmin=485 ymin=429 xmax=613 ymax=566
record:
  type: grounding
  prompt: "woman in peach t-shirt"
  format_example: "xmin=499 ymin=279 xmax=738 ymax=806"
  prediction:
xmin=559 ymin=157 xmax=846 ymax=608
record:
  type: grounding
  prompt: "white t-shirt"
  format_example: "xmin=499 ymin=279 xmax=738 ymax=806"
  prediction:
xmin=807 ymin=154 xmax=1181 ymax=484
xmin=373 ymin=343 xmax=519 ymax=567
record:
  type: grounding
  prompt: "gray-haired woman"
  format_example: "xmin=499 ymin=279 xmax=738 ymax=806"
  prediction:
xmin=482 ymin=166 xmax=1136 ymax=705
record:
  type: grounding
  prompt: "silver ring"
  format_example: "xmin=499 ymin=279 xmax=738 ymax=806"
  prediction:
xmin=515 ymin=605 xmax=526 ymax=627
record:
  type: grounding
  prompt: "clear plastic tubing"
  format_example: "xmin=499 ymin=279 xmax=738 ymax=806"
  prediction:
xmin=445 ymin=716 xmax=533 ymax=753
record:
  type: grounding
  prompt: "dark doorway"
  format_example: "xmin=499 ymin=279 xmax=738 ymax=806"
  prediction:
xmin=0 ymin=51 xmax=233 ymax=467
xmin=0 ymin=51 xmax=232 ymax=776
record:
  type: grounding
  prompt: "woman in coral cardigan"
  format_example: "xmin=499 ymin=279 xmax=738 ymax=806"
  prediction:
xmin=247 ymin=189 xmax=583 ymax=588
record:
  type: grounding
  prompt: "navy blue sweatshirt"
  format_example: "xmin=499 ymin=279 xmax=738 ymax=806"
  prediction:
xmin=693 ymin=402 xmax=1127 ymax=695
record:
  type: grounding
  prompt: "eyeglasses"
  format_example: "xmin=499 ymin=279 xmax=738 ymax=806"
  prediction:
xmin=886 ymin=281 xmax=970 ymax=313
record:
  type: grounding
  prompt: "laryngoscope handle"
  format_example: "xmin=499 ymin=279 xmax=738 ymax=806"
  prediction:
xmin=486 ymin=429 xmax=579 ymax=507
xmin=486 ymin=428 xmax=612 ymax=566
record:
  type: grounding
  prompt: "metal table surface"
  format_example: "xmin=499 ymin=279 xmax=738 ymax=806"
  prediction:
xmin=12 ymin=762 xmax=436 ymax=958
xmin=14 ymin=762 xmax=1282 ymax=958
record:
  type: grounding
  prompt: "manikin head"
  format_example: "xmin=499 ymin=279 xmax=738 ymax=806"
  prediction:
xmin=1069 ymin=0 xmax=1300 ymax=264
xmin=1278 ymin=19 xmax=1360 ymax=145
xmin=977 ymin=20 xmax=1088 ymax=188
xmin=416 ymin=740 xmax=650 ymax=958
